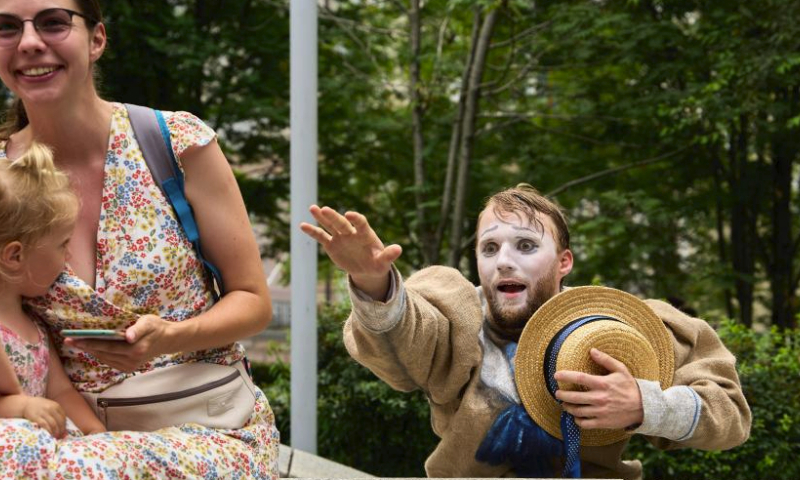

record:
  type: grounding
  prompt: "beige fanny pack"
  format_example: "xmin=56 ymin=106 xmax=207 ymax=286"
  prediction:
xmin=81 ymin=361 xmax=257 ymax=432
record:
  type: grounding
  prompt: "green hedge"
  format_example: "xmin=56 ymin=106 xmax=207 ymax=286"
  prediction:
xmin=253 ymin=305 xmax=800 ymax=479
xmin=253 ymin=302 xmax=437 ymax=477
xmin=627 ymin=321 xmax=800 ymax=479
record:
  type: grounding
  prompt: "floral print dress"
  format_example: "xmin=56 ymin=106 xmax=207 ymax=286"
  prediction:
xmin=1 ymin=321 xmax=49 ymax=397
xmin=0 ymin=103 xmax=279 ymax=479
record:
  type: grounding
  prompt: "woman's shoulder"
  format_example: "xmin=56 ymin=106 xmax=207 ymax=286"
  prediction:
xmin=163 ymin=110 xmax=217 ymax=148
xmin=114 ymin=102 xmax=217 ymax=158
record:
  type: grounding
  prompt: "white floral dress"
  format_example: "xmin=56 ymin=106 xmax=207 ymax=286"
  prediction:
xmin=0 ymin=103 xmax=279 ymax=479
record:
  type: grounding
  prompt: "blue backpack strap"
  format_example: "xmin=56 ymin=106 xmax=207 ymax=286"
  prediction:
xmin=125 ymin=103 xmax=224 ymax=299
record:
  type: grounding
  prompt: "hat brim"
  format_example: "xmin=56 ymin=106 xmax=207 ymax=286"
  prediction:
xmin=514 ymin=286 xmax=674 ymax=446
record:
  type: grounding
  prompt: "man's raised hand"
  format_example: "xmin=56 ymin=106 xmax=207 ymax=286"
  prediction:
xmin=300 ymin=205 xmax=402 ymax=300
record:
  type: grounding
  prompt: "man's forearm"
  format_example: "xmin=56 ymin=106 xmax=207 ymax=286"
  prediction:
xmin=633 ymin=379 xmax=702 ymax=440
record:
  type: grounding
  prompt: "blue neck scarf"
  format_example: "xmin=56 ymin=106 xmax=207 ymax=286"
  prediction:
xmin=475 ymin=315 xmax=616 ymax=478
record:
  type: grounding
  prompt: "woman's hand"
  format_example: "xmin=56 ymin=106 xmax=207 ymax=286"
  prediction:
xmin=300 ymin=205 xmax=402 ymax=300
xmin=22 ymin=396 xmax=67 ymax=439
xmin=64 ymin=315 xmax=172 ymax=373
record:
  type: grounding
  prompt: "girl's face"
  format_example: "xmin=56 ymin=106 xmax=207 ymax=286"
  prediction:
xmin=0 ymin=0 xmax=105 ymax=107
xmin=19 ymin=221 xmax=73 ymax=297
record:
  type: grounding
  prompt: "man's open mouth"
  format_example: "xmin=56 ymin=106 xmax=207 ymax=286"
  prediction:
xmin=497 ymin=283 xmax=526 ymax=293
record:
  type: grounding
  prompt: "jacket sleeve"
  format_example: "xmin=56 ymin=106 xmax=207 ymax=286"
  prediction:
xmin=642 ymin=300 xmax=752 ymax=451
xmin=343 ymin=265 xmax=484 ymax=406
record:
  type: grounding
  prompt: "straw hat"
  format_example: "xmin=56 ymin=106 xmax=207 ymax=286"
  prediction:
xmin=514 ymin=286 xmax=675 ymax=446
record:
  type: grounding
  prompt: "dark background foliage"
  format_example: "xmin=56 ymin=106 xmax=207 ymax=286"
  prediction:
xmin=50 ymin=0 xmax=799 ymax=330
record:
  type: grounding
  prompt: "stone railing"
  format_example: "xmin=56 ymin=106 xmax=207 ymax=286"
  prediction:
xmin=278 ymin=444 xmax=608 ymax=480
xmin=279 ymin=444 xmax=374 ymax=478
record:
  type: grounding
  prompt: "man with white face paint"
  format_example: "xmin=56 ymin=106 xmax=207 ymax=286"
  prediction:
xmin=476 ymin=207 xmax=570 ymax=337
xmin=301 ymin=184 xmax=750 ymax=479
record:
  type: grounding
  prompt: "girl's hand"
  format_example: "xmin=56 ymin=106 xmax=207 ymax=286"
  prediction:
xmin=22 ymin=396 xmax=67 ymax=439
xmin=64 ymin=315 xmax=171 ymax=373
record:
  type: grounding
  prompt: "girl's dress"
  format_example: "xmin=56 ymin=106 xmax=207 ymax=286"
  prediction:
xmin=0 ymin=103 xmax=280 ymax=479
xmin=1 ymin=321 xmax=49 ymax=397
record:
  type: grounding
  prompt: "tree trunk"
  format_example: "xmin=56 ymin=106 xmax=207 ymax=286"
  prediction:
xmin=711 ymin=150 xmax=735 ymax=320
xmin=770 ymin=89 xmax=798 ymax=329
xmin=447 ymin=3 xmax=502 ymax=268
xmin=728 ymin=116 xmax=755 ymax=327
xmin=432 ymin=8 xmax=481 ymax=265
xmin=409 ymin=0 xmax=433 ymax=263
xmin=770 ymin=137 xmax=792 ymax=328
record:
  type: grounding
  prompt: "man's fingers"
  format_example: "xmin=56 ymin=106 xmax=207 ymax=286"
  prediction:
xmin=590 ymin=348 xmax=629 ymax=374
xmin=560 ymin=403 xmax=613 ymax=430
xmin=378 ymin=244 xmax=403 ymax=264
xmin=307 ymin=205 xmax=330 ymax=228
xmin=573 ymin=416 xmax=606 ymax=430
xmin=308 ymin=206 xmax=342 ymax=235
xmin=319 ymin=206 xmax=357 ymax=235
xmin=556 ymin=390 xmax=603 ymax=406
xmin=344 ymin=211 xmax=370 ymax=233
xmin=554 ymin=369 xmax=606 ymax=390
xmin=299 ymin=223 xmax=333 ymax=245
xmin=555 ymin=389 xmax=599 ymax=405
xmin=561 ymin=402 xmax=602 ymax=418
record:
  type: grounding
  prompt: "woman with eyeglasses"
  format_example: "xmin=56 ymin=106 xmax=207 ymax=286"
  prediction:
xmin=0 ymin=1 xmax=279 ymax=478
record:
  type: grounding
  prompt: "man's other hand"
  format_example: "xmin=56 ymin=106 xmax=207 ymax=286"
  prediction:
xmin=554 ymin=348 xmax=644 ymax=430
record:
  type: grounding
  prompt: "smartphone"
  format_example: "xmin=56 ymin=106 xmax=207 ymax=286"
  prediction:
xmin=60 ymin=329 xmax=127 ymax=341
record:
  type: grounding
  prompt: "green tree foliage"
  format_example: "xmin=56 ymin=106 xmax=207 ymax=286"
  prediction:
xmin=496 ymin=0 xmax=800 ymax=328
xmin=0 ymin=1 xmax=796 ymax=325
xmin=308 ymin=0 xmax=800 ymax=328
xmin=1 ymin=0 xmax=791 ymax=327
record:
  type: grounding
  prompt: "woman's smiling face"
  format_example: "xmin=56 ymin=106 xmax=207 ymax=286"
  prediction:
xmin=0 ymin=0 xmax=105 ymax=107
xmin=476 ymin=208 xmax=572 ymax=333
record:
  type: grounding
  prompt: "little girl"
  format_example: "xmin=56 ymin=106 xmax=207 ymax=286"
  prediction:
xmin=0 ymin=142 xmax=105 ymax=438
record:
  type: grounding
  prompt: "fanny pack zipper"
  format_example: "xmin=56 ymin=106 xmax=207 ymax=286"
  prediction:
xmin=97 ymin=369 xmax=241 ymax=424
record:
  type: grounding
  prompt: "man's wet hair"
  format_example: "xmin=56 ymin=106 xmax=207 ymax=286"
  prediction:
xmin=479 ymin=183 xmax=570 ymax=252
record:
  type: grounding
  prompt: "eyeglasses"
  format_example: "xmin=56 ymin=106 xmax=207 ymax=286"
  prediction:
xmin=0 ymin=8 xmax=95 ymax=48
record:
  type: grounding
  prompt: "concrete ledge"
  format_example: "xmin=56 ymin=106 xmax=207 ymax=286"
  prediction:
xmin=279 ymin=444 xmax=375 ymax=478
xmin=278 ymin=446 xmax=620 ymax=480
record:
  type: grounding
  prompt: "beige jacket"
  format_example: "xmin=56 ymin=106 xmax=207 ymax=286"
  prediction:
xmin=344 ymin=266 xmax=751 ymax=479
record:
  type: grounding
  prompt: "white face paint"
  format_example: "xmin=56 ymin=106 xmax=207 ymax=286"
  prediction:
xmin=476 ymin=208 xmax=569 ymax=333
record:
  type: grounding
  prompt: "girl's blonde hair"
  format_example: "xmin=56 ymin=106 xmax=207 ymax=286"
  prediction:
xmin=0 ymin=142 xmax=79 ymax=256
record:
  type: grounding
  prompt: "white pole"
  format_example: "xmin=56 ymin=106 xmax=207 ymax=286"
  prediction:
xmin=290 ymin=0 xmax=318 ymax=454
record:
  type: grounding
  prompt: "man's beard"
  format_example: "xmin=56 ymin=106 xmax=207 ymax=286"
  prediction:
xmin=485 ymin=264 xmax=559 ymax=339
